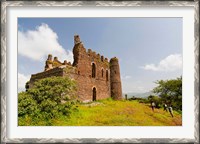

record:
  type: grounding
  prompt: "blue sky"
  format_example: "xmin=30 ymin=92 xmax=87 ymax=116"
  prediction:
xmin=18 ymin=18 xmax=182 ymax=93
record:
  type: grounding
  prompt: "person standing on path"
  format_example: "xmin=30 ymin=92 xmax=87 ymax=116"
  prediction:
xmin=168 ymin=106 xmax=174 ymax=117
xmin=151 ymin=102 xmax=156 ymax=112
xmin=164 ymin=103 xmax=168 ymax=112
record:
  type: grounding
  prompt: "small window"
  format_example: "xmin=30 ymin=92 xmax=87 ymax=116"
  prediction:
xmin=102 ymin=69 xmax=104 ymax=77
xmin=78 ymin=71 xmax=80 ymax=75
xmin=115 ymin=71 xmax=117 ymax=74
xmin=92 ymin=63 xmax=96 ymax=78
xmin=106 ymin=70 xmax=108 ymax=81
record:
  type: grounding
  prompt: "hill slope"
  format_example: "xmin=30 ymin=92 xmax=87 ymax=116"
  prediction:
xmin=53 ymin=100 xmax=182 ymax=126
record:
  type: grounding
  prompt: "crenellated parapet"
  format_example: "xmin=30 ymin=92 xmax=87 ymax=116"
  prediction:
xmin=44 ymin=54 xmax=72 ymax=71
xmin=62 ymin=60 xmax=72 ymax=66
xmin=44 ymin=54 xmax=53 ymax=71
xmin=44 ymin=35 xmax=110 ymax=76
xmin=52 ymin=56 xmax=62 ymax=67
xmin=86 ymin=48 xmax=109 ymax=67
xmin=97 ymin=53 xmax=100 ymax=59
xmin=87 ymin=49 xmax=92 ymax=56
xmin=105 ymin=58 xmax=108 ymax=62
xmin=72 ymin=35 xmax=110 ymax=69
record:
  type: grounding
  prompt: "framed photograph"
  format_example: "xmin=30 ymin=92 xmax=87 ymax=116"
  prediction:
xmin=1 ymin=0 xmax=199 ymax=143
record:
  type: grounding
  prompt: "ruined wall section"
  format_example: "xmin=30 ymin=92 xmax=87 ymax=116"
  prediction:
xmin=44 ymin=54 xmax=71 ymax=71
xmin=29 ymin=63 xmax=77 ymax=90
xmin=29 ymin=67 xmax=65 ymax=88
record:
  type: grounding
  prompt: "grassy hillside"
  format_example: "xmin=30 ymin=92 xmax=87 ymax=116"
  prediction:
xmin=52 ymin=99 xmax=182 ymax=126
xmin=19 ymin=99 xmax=182 ymax=126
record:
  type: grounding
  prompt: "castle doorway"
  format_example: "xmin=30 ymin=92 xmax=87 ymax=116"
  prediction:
xmin=93 ymin=87 xmax=96 ymax=101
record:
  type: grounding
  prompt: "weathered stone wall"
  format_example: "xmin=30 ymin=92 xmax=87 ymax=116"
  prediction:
xmin=66 ymin=73 xmax=110 ymax=101
xmin=71 ymin=37 xmax=111 ymax=102
xmin=29 ymin=67 xmax=65 ymax=87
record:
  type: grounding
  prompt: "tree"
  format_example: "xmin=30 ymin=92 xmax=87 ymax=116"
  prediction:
xmin=153 ymin=76 xmax=182 ymax=110
xmin=18 ymin=76 xmax=78 ymax=125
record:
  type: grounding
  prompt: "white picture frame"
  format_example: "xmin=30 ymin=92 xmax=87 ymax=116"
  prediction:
xmin=1 ymin=1 xmax=199 ymax=143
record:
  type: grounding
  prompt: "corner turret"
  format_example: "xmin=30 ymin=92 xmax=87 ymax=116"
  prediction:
xmin=110 ymin=57 xmax=122 ymax=100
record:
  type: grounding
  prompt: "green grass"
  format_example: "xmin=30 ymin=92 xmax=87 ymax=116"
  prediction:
xmin=51 ymin=99 xmax=182 ymax=126
xmin=19 ymin=99 xmax=182 ymax=126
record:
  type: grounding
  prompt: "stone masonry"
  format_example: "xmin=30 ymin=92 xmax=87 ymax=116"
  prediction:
xmin=29 ymin=35 xmax=122 ymax=102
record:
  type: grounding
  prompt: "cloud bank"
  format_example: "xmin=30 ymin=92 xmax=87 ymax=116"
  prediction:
xmin=18 ymin=23 xmax=73 ymax=63
xmin=141 ymin=54 xmax=182 ymax=72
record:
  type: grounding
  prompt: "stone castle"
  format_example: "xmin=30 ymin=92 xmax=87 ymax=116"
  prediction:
xmin=28 ymin=35 xmax=122 ymax=102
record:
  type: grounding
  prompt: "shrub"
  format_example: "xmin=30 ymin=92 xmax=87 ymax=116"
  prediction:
xmin=18 ymin=92 xmax=39 ymax=117
xmin=18 ymin=76 xmax=78 ymax=125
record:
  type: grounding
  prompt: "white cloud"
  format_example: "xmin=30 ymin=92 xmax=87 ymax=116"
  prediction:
xmin=18 ymin=23 xmax=73 ymax=63
xmin=18 ymin=73 xmax=30 ymax=92
xmin=141 ymin=54 xmax=182 ymax=72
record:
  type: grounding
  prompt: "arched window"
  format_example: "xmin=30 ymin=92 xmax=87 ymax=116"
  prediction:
xmin=93 ymin=87 xmax=96 ymax=101
xmin=106 ymin=70 xmax=108 ymax=81
xmin=102 ymin=69 xmax=104 ymax=77
xmin=92 ymin=63 xmax=96 ymax=78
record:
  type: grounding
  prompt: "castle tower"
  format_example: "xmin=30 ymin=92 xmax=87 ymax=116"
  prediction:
xmin=110 ymin=57 xmax=122 ymax=100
